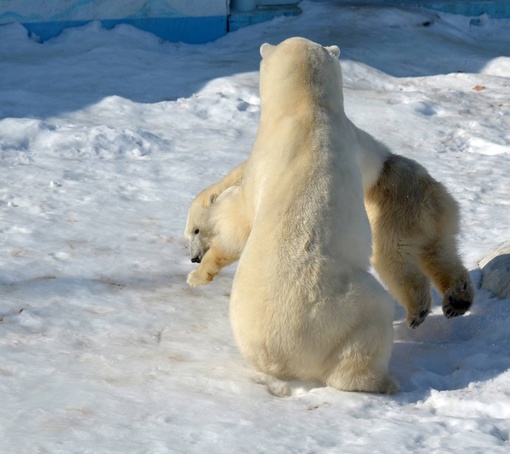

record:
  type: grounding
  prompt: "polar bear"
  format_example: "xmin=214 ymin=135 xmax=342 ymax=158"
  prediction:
xmin=185 ymin=89 xmax=473 ymax=330
xmin=188 ymin=37 xmax=397 ymax=394
xmin=185 ymin=182 xmax=251 ymax=287
xmin=362 ymin=151 xmax=473 ymax=327
xmin=184 ymin=162 xmax=246 ymax=286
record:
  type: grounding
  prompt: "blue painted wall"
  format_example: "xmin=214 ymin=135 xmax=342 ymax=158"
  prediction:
xmin=352 ymin=0 xmax=510 ymax=19
xmin=0 ymin=0 xmax=229 ymax=43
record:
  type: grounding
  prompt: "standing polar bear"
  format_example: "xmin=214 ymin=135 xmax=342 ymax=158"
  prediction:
xmin=187 ymin=37 xmax=397 ymax=394
xmin=185 ymin=70 xmax=473 ymax=331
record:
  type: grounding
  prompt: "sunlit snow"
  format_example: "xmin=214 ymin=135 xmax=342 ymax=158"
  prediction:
xmin=1 ymin=1 xmax=509 ymax=452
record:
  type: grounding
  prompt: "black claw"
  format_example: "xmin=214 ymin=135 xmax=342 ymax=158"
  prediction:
xmin=445 ymin=308 xmax=462 ymax=319
xmin=410 ymin=318 xmax=421 ymax=329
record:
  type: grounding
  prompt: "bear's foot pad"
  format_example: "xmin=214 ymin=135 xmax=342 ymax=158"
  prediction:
xmin=443 ymin=295 xmax=471 ymax=318
xmin=407 ymin=309 xmax=430 ymax=329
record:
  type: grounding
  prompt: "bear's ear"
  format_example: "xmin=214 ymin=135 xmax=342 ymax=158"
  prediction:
xmin=260 ymin=43 xmax=275 ymax=59
xmin=209 ymin=193 xmax=218 ymax=204
xmin=325 ymin=45 xmax=340 ymax=58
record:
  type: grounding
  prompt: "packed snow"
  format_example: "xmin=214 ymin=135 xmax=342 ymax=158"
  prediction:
xmin=1 ymin=1 xmax=509 ymax=452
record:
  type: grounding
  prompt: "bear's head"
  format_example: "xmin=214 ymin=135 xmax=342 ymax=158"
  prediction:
xmin=184 ymin=192 xmax=218 ymax=263
xmin=258 ymin=37 xmax=343 ymax=112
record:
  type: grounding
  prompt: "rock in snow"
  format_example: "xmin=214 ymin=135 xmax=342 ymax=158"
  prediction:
xmin=479 ymin=240 xmax=510 ymax=299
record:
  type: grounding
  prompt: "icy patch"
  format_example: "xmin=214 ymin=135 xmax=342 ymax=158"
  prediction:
xmin=468 ymin=136 xmax=510 ymax=155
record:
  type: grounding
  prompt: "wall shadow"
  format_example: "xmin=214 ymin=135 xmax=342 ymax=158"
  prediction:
xmin=1 ymin=1 xmax=509 ymax=120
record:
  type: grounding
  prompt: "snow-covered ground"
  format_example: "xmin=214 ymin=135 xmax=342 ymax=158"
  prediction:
xmin=1 ymin=1 xmax=509 ymax=452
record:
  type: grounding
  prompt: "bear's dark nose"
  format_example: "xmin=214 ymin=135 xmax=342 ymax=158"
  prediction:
xmin=191 ymin=256 xmax=201 ymax=264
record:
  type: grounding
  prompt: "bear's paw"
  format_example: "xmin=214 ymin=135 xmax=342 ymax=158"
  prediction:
xmin=187 ymin=269 xmax=213 ymax=287
xmin=407 ymin=307 xmax=431 ymax=329
xmin=442 ymin=279 xmax=473 ymax=318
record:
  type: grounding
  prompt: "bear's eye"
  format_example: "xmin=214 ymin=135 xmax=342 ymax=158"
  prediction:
xmin=194 ymin=229 xmax=200 ymax=235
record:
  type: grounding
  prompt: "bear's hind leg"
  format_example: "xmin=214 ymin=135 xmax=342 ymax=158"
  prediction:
xmin=373 ymin=251 xmax=432 ymax=328
xmin=323 ymin=294 xmax=397 ymax=395
xmin=420 ymin=240 xmax=473 ymax=318
xmin=324 ymin=348 xmax=398 ymax=394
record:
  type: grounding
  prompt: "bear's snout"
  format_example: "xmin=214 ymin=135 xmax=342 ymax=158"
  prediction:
xmin=191 ymin=256 xmax=202 ymax=264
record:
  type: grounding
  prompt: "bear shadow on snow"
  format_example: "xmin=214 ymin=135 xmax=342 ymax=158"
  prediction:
xmin=183 ymin=261 xmax=506 ymax=401
xmin=389 ymin=268 xmax=510 ymax=403
xmin=263 ymin=269 xmax=509 ymax=401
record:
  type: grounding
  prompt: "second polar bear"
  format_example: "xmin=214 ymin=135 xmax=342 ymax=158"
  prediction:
xmin=187 ymin=37 xmax=397 ymax=393
xmin=185 ymin=85 xmax=473 ymax=330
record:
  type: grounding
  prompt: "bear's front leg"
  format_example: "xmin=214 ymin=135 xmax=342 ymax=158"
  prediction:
xmin=187 ymin=268 xmax=213 ymax=287
xmin=187 ymin=245 xmax=234 ymax=287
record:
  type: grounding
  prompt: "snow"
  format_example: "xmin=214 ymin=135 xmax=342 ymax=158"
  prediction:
xmin=1 ymin=0 xmax=509 ymax=452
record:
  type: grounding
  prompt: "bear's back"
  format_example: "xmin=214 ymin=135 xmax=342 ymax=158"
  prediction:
xmin=231 ymin=37 xmax=373 ymax=334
